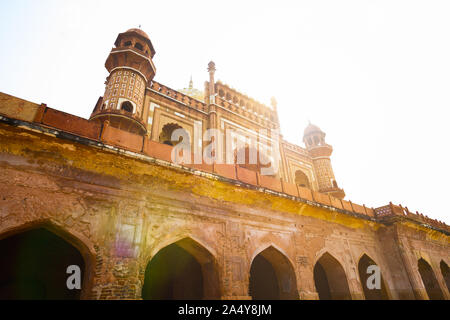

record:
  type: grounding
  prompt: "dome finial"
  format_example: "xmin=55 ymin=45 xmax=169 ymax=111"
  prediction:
xmin=189 ymin=76 xmax=193 ymax=90
xmin=208 ymin=61 xmax=216 ymax=73
xmin=270 ymin=97 xmax=278 ymax=109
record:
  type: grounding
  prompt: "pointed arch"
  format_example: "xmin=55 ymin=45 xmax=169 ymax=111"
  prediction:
xmin=418 ymin=258 xmax=445 ymax=300
xmin=295 ymin=170 xmax=311 ymax=189
xmin=314 ymin=252 xmax=352 ymax=300
xmin=158 ymin=123 xmax=184 ymax=146
xmin=0 ymin=221 xmax=95 ymax=300
xmin=142 ymin=237 xmax=221 ymax=300
xmin=249 ymin=245 xmax=298 ymax=300
xmin=357 ymin=254 xmax=390 ymax=300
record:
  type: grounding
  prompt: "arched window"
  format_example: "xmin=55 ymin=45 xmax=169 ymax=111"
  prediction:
xmin=234 ymin=145 xmax=274 ymax=176
xmin=159 ymin=123 xmax=185 ymax=146
xmin=121 ymin=101 xmax=133 ymax=113
xmin=134 ymin=42 xmax=143 ymax=51
xmin=418 ymin=258 xmax=445 ymax=300
xmin=295 ymin=170 xmax=311 ymax=189
xmin=124 ymin=41 xmax=132 ymax=47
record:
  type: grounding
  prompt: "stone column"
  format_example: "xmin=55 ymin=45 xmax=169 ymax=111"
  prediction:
xmin=296 ymin=263 xmax=319 ymax=300
xmin=90 ymin=253 xmax=143 ymax=300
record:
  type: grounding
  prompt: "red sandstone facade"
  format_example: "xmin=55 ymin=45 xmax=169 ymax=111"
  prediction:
xmin=0 ymin=28 xmax=449 ymax=300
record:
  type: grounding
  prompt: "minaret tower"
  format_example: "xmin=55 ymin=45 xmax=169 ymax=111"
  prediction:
xmin=206 ymin=61 xmax=217 ymax=130
xmin=90 ymin=28 xmax=156 ymax=135
xmin=304 ymin=123 xmax=345 ymax=199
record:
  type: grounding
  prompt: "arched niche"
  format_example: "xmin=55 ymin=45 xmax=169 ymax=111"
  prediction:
xmin=358 ymin=254 xmax=390 ymax=300
xmin=142 ymin=237 xmax=221 ymax=300
xmin=313 ymin=252 xmax=352 ymax=300
xmin=418 ymin=258 xmax=444 ymax=300
xmin=0 ymin=224 xmax=93 ymax=300
xmin=249 ymin=246 xmax=298 ymax=300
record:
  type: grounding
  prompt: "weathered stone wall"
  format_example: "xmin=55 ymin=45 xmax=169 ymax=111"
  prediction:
xmin=0 ymin=121 xmax=449 ymax=300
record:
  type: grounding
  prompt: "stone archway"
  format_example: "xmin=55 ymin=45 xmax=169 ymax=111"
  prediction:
xmin=159 ymin=123 xmax=184 ymax=146
xmin=141 ymin=237 xmax=221 ymax=300
xmin=418 ymin=258 xmax=444 ymax=300
xmin=313 ymin=252 xmax=352 ymax=300
xmin=295 ymin=170 xmax=310 ymax=189
xmin=249 ymin=246 xmax=298 ymax=300
xmin=234 ymin=146 xmax=273 ymax=176
xmin=0 ymin=227 xmax=87 ymax=300
xmin=440 ymin=260 xmax=450 ymax=292
xmin=358 ymin=254 xmax=389 ymax=300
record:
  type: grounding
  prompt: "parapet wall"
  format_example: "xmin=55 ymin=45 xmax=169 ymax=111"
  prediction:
xmin=149 ymin=81 xmax=208 ymax=113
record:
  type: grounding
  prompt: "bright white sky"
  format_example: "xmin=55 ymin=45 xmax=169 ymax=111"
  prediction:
xmin=1 ymin=0 xmax=449 ymax=223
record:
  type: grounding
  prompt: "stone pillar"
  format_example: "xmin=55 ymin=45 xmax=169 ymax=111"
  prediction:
xmin=375 ymin=225 xmax=418 ymax=299
xmin=296 ymin=264 xmax=319 ymax=300
xmin=434 ymin=264 xmax=450 ymax=300
xmin=90 ymin=254 xmax=142 ymax=300
xmin=220 ymin=221 xmax=252 ymax=300
xmin=395 ymin=236 xmax=428 ymax=299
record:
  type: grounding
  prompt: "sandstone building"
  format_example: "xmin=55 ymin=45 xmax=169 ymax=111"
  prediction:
xmin=0 ymin=28 xmax=449 ymax=300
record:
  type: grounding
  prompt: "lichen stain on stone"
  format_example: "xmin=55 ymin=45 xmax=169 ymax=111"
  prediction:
xmin=402 ymin=221 xmax=450 ymax=243
xmin=0 ymin=124 xmax=385 ymax=231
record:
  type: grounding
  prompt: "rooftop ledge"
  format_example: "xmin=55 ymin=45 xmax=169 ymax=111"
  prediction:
xmin=0 ymin=91 xmax=449 ymax=235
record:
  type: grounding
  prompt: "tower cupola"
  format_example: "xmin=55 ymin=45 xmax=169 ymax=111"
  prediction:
xmin=90 ymin=28 xmax=156 ymax=135
xmin=303 ymin=123 xmax=345 ymax=199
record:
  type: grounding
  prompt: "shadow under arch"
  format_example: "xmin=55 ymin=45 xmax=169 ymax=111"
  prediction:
xmin=0 ymin=221 xmax=96 ymax=300
xmin=440 ymin=260 xmax=450 ymax=292
xmin=358 ymin=254 xmax=390 ymax=300
xmin=418 ymin=258 xmax=445 ymax=300
xmin=142 ymin=237 xmax=221 ymax=300
xmin=313 ymin=252 xmax=352 ymax=300
xmin=249 ymin=245 xmax=299 ymax=300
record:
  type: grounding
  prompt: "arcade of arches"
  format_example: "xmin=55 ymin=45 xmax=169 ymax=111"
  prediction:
xmin=1 ymin=223 xmax=448 ymax=300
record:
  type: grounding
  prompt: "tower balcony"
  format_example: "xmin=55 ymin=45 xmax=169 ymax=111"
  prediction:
xmin=90 ymin=107 xmax=147 ymax=135
xmin=319 ymin=187 xmax=346 ymax=200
